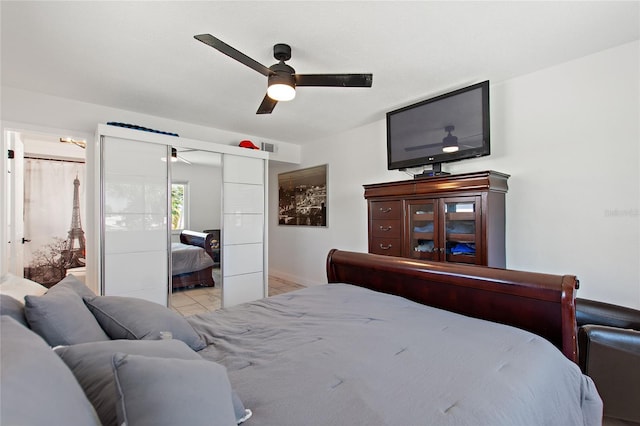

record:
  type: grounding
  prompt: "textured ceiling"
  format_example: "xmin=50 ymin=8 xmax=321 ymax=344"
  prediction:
xmin=2 ymin=1 xmax=638 ymax=145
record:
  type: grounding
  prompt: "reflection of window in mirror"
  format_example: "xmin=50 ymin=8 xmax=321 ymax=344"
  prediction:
xmin=171 ymin=182 xmax=189 ymax=232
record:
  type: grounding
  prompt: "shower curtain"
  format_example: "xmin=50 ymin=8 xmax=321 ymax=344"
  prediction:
xmin=23 ymin=158 xmax=86 ymax=287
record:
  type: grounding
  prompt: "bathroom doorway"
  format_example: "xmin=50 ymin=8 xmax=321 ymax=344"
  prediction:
xmin=3 ymin=128 xmax=88 ymax=287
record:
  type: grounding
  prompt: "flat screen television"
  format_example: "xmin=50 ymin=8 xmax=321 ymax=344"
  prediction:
xmin=386 ymin=80 xmax=490 ymax=175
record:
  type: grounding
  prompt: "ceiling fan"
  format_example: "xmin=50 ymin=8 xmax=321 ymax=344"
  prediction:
xmin=194 ymin=34 xmax=373 ymax=114
xmin=404 ymin=127 xmax=483 ymax=153
xmin=161 ymin=147 xmax=192 ymax=164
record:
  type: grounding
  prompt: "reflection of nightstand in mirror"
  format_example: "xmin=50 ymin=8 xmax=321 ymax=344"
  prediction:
xmin=202 ymin=229 xmax=221 ymax=266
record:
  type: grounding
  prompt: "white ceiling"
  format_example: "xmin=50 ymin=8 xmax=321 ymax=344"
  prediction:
xmin=2 ymin=1 xmax=638 ymax=145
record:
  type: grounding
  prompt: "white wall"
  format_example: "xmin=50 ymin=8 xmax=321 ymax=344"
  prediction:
xmin=269 ymin=120 xmax=398 ymax=286
xmin=269 ymin=41 xmax=640 ymax=309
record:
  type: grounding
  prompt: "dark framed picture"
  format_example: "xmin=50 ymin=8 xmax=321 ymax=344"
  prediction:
xmin=278 ymin=164 xmax=327 ymax=227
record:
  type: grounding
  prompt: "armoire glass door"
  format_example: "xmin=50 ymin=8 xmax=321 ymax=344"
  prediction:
xmin=442 ymin=197 xmax=481 ymax=265
xmin=407 ymin=200 xmax=438 ymax=261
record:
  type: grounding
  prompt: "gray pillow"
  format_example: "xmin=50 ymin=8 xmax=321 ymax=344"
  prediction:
xmin=112 ymin=353 xmax=237 ymax=426
xmin=0 ymin=316 xmax=100 ymax=425
xmin=84 ymin=295 xmax=206 ymax=350
xmin=54 ymin=274 xmax=97 ymax=298
xmin=24 ymin=286 xmax=110 ymax=346
xmin=56 ymin=339 xmax=202 ymax=426
xmin=0 ymin=294 xmax=27 ymax=327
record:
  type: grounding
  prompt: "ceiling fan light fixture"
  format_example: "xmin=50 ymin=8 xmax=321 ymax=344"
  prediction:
xmin=267 ymin=83 xmax=296 ymax=101
xmin=267 ymin=74 xmax=296 ymax=101
xmin=442 ymin=125 xmax=459 ymax=153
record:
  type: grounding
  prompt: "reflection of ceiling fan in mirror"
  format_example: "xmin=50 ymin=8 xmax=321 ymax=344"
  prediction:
xmin=405 ymin=126 xmax=482 ymax=153
xmin=169 ymin=148 xmax=223 ymax=167
xmin=441 ymin=126 xmax=459 ymax=153
xmin=194 ymin=34 xmax=373 ymax=114
xmin=164 ymin=147 xmax=191 ymax=164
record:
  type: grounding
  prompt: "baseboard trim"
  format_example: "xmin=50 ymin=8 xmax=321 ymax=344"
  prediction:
xmin=268 ymin=269 xmax=322 ymax=287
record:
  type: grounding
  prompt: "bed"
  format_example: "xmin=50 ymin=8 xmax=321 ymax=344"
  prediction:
xmin=2 ymin=250 xmax=602 ymax=425
xmin=185 ymin=249 xmax=602 ymax=426
xmin=171 ymin=230 xmax=218 ymax=290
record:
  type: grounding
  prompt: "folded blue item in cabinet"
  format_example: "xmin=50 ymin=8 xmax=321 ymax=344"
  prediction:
xmin=446 ymin=221 xmax=475 ymax=234
xmin=450 ymin=243 xmax=475 ymax=255
xmin=414 ymin=223 xmax=434 ymax=233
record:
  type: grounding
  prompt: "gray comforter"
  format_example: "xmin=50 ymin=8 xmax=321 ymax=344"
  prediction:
xmin=171 ymin=242 xmax=214 ymax=275
xmin=188 ymin=284 xmax=602 ymax=426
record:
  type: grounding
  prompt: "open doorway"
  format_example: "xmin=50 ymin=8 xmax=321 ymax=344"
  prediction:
xmin=4 ymin=129 xmax=87 ymax=287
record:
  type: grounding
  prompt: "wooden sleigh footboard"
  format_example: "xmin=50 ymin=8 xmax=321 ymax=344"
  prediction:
xmin=326 ymin=249 xmax=579 ymax=363
xmin=172 ymin=266 xmax=215 ymax=290
xmin=172 ymin=230 xmax=218 ymax=291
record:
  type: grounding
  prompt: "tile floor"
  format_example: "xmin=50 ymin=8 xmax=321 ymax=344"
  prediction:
xmin=170 ymin=274 xmax=305 ymax=316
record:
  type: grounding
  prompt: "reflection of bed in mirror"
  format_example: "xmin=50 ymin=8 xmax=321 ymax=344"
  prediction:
xmin=171 ymin=230 xmax=219 ymax=290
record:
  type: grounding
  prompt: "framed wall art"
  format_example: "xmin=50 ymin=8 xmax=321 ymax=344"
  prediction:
xmin=278 ymin=164 xmax=327 ymax=227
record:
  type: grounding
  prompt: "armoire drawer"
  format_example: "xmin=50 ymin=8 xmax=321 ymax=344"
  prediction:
xmin=371 ymin=219 xmax=401 ymax=238
xmin=370 ymin=201 xmax=402 ymax=220
xmin=370 ymin=237 xmax=402 ymax=256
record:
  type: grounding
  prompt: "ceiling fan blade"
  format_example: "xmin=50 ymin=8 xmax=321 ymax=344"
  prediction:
xmin=177 ymin=155 xmax=192 ymax=165
xmin=257 ymin=94 xmax=277 ymax=114
xmin=194 ymin=34 xmax=273 ymax=77
xmin=295 ymin=74 xmax=373 ymax=87
xmin=405 ymin=142 xmax=442 ymax=152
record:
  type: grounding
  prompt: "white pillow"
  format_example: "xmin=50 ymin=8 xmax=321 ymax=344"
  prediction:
xmin=0 ymin=273 xmax=47 ymax=303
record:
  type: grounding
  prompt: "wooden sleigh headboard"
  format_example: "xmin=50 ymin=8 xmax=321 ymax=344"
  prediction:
xmin=179 ymin=230 xmax=218 ymax=256
xmin=326 ymin=249 xmax=579 ymax=363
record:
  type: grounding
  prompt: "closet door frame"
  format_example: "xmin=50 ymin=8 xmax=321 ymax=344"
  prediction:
xmin=91 ymin=124 xmax=269 ymax=306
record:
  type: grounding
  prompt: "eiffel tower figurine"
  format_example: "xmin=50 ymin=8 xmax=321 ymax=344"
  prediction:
xmin=62 ymin=174 xmax=86 ymax=268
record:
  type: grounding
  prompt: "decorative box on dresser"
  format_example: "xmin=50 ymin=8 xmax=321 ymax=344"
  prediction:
xmin=364 ymin=170 xmax=509 ymax=268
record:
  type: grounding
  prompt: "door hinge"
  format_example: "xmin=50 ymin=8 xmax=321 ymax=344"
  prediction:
xmin=8 ymin=149 xmax=15 ymax=159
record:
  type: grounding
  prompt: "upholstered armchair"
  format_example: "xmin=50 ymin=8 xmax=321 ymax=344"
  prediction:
xmin=576 ymin=298 xmax=640 ymax=423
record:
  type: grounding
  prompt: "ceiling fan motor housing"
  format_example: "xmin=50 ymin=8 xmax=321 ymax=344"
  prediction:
xmin=273 ymin=43 xmax=292 ymax=61
xmin=268 ymin=62 xmax=296 ymax=87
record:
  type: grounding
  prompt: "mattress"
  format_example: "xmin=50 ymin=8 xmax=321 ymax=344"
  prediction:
xmin=188 ymin=284 xmax=602 ymax=426
xmin=171 ymin=242 xmax=215 ymax=276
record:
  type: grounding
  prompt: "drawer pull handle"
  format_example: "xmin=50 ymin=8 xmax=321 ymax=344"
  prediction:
xmin=379 ymin=243 xmax=393 ymax=250
xmin=379 ymin=226 xmax=392 ymax=231
xmin=379 ymin=207 xmax=392 ymax=213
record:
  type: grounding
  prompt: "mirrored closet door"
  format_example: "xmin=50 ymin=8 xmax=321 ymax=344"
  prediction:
xmin=169 ymin=149 xmax=223 ymax=315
